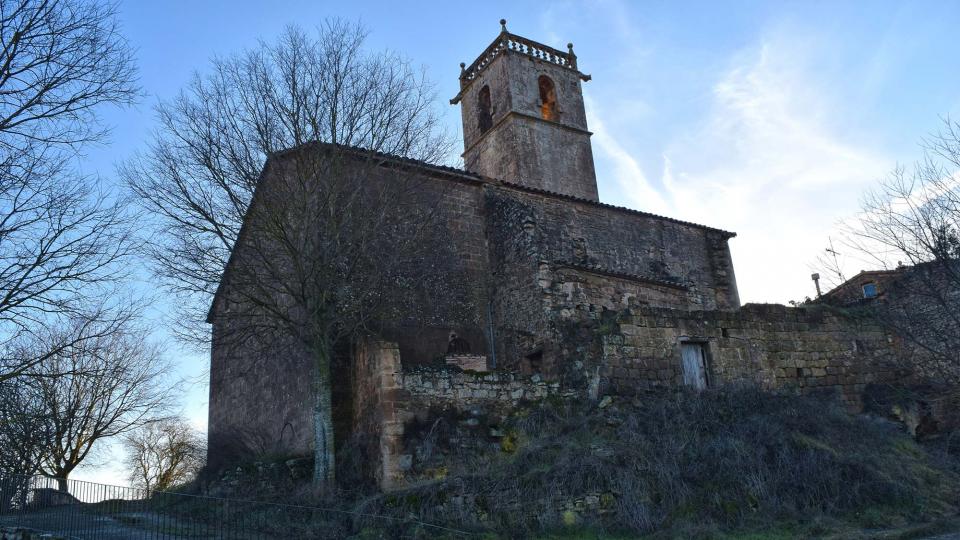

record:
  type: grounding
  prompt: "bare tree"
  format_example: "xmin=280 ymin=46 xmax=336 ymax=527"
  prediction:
xmin=27 ymin=316 xmax=174 ymax=490
xmin=0 ymin=0 xmax=139 ymax=382
xmin=0 ymin=0 xmax=137 ymax=147
xmin=821 ymin=117 xmax=960 ymax=380
xmin=216 ymin=145 xmax=460 ymax=485
xmin=123 ymin=417 xmax=205 ymax=492
xmin=122 ymin=20 xmax=449 ymax=345
xmin=0 ymin=376 xmax=50 ymax=477
xmin=123 ymin=20 xmax=455 ymax=487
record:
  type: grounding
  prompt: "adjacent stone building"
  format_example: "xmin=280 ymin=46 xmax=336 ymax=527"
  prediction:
xmin=207 ymin=22 xmax=911 ymax=489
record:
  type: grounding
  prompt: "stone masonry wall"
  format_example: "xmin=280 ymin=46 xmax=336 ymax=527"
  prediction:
xmin=485 ymin=183 xmax=740 ymax=371
xmin=360 ymin=164 xmax=491 ymax=365
xmin=207 ymin=153 xmax=743 ymax=473
xmin=545 ymin=265 xmax=698 ymax=313
xmin=402 ymin=368 xmax=559 ymax=413
xmin=353 ymin=299 xmax=915 ymax=492
xmin=487 ymin=185 xmax=740 ymax=312
xmin=466 ymin=114 xmax=598 ymax=200
xmin=598 ymin=304 xmax=905 ymax=410
xmin=387 ymin=367 xmax=562 ymax=488
xmin=207 ymin=322 xmax=315 ymax=471
xmin=350 ymin=340 xmax=404 ymax=490
xmin=353 ymin=339 xmax=560 ymax=491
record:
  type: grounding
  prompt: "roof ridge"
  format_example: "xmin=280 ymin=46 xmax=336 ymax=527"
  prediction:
xmin=497 ymin=180 xmax=736 ymax=236
xmin=269 ymin=140 xmax=482 ymax=180
xmin=269 ymin=141 xmax=736 ymax=236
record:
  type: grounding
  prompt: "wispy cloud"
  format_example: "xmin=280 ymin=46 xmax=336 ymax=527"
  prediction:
xmin=587 ymin=99 xmax=671 ymax=215
xmin=589 ymin=30 xmax=890 ymax=303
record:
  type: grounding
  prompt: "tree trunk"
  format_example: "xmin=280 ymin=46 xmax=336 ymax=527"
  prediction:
xmin=312 ymin=344 xmax=336 ymax=487
xmin=55 ymin=475 xmax=68 ymax=493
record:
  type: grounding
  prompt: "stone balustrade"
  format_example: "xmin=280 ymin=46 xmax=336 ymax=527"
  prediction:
xmin=460 ymin=31 xmax=579 ymax=86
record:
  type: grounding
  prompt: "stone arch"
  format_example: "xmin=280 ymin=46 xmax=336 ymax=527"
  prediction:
xmin=477 ymin=85 xmax=493 ymax=134
xmin=538 ymin=75 xmax=557 ymax=121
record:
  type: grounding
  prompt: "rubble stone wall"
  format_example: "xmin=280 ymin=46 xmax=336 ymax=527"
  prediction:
xmin=596 ymin=304 xmax=905 ymax=410
xmin=402 ymin=367 xmax=558 ymax=411
xmin=484 ymin=184 xmax=740 ymax=371
xmin=353 ymin=339 xmax=561 ymax=491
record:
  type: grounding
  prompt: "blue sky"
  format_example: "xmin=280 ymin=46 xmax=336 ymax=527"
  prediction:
xmin=74 ymin=0 xmax=960 ymax=483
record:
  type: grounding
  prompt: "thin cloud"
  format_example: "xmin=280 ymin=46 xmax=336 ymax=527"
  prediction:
xmin=589 ymin=32 xmax=890 ymax=304
xmin=587 ymin=97 xmax=672 ymax=215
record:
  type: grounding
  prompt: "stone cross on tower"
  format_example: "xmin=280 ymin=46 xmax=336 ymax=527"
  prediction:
xmin=451 ymin=19 xmax=599 ymax=201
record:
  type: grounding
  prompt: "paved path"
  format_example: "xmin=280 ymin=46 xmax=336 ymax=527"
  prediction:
xmin=1 ymin=508 xmax=191 ymax=539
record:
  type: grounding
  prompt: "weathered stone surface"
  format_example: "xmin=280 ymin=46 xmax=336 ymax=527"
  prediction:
xmin=445 ymin=354 xmax=488 ymax=372
xmin=457 ymin=36 xmax=598 ymax=201
xmin=204 ymin=25 xmax=920 ymax=496
xmin=592 ymin=304 xmax=905 ymax=410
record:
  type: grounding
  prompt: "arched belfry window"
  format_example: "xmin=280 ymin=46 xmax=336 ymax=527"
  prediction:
xmin=538 ymin=76 xmax=557 ymax=121
xmin=477 ymin=85 xmax=493 ymax=134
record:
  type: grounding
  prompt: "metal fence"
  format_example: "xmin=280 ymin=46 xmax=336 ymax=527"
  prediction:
xmin=0 ymin=474 xmax=469 ymax=539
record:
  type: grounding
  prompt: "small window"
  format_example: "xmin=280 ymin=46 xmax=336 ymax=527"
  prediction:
xmin=477 ymin=85 xmax=493 ymax=134
xmin=862 ymin=282 xmax=878 ymax=299
xmin=524 ymin=349 xmax=543 ymax=375
xmin=447 ymin=332 xmax=471 ymax=355
xmin=538 ymin=76 xmax=557 ymax=121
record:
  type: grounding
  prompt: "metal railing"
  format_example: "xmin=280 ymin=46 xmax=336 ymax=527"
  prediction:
xmin=0 ymin=474 xmax=471 ymax=539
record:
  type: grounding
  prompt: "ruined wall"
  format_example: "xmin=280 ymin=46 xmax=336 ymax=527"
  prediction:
xmin=350 ymin=340 xmax=561 ymax=491
xmin=403 ymin=368 xmax=558 ymax=411
xmin=596 ymin=304 xmax=905 ymax=410
xmin=350 ymin=299 xmax=918 ymax=492
xmin=349 ymin=340 xmax=405 ymax=489
xmin=485 ymin=183 xmax=740 ymax=370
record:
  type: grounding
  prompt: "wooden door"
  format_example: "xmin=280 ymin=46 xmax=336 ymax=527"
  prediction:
xmin=681 ymin=343 xmax=708 ymax=390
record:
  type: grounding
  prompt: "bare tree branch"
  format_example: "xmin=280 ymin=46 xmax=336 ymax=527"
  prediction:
xmin=122 ymin=20 xmax=451 ymax=346
xmin=816 ymin=117 xmax=960 ymax=380
xmin=0 ymin=0 xmax=140 ymax=382
xmin=123 ymin=416 xmax=205 ymax=492
xmin=0 ymin=0 xmax=138 ymax=149
xmin=24 ymin=315 xmax=175 ymax=489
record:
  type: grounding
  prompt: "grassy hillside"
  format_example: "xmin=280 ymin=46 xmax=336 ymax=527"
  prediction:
xmin=199 ymin=388 xmax=960 ymax=538
xmin=353 ymin=388 xmax=960 ymax=538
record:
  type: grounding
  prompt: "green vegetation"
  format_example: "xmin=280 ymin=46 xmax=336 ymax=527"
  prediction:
xmin=180 ymin=388 xmax=959 ymax=538
xmin=359 ymin=388 xmax=959 ymax=538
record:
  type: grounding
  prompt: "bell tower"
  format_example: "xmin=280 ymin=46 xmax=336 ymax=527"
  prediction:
xmin=451 ymin=20 xmax=599 ymax=201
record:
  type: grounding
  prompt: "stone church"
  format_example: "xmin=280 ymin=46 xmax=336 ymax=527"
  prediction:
xmin=207 ymin=22 xmax=905 ymax=489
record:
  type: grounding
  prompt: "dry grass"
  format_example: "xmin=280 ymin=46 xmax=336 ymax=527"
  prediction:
xmin=193 ymin=387 xmax=960 ymax=538
xmin=357 ymin=388 xmax=960 ymax=538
